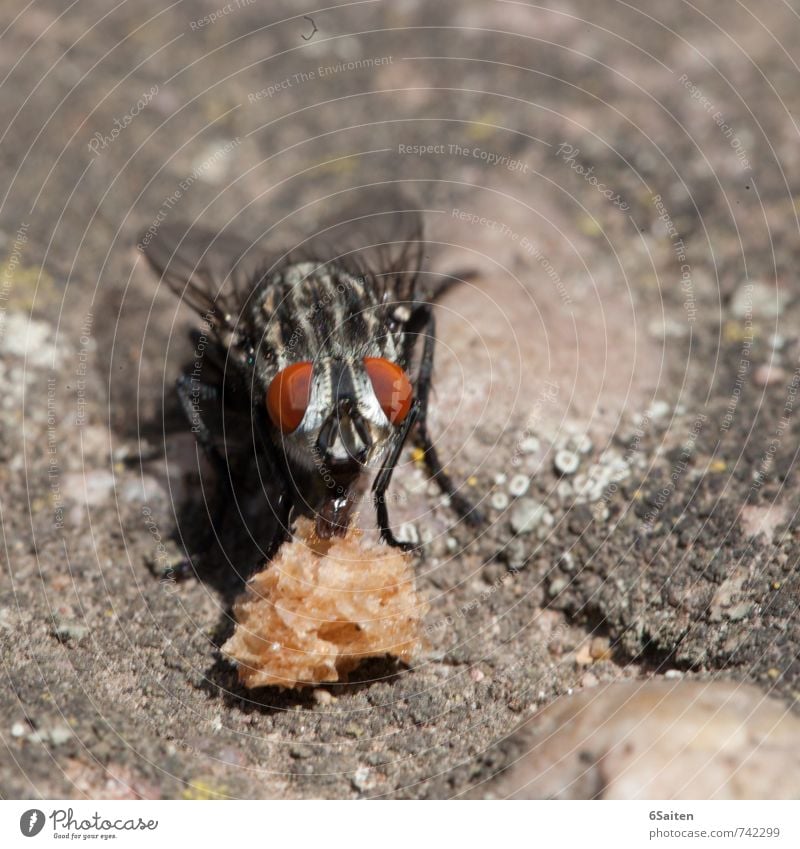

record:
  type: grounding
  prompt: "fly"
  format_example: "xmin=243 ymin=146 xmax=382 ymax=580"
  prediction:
xmin=140 ymin=200 xmax=481 ymax=561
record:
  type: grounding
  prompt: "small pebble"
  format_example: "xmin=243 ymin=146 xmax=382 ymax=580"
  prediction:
xmin=549 ymin=577 xmax=568 ymax=597
xmin=753 ymin=364 xmax=786 ymax=387
xmin=510 ymin=499 xmax=548 ymax=535
xmin=647 ymin=400 xmax=671 ymax=421
xmin=572 ymin=474 xmax=591 ymax=498
xmin=11 ymin=722 xmax=27 ymax=738
xmin=727 ymin=602 xmax=752 ymax=621
xmin=554 ymin=449 xmax=580 ymax=476
xmin=290 ymin=744 xmax=314 ymax=759
xmin=648 ymin=317 xmax=688 ymax=339
xmin=313 ymin=689 xmax=334 ymax=705
xmin=397 ymin=523 xmax=419 ymax=545
xmin=502 ymin=538 xmax=528 ymax=571
xmin=574 ymin=433 xmax=593 ymax=454
xmin=589 ymin=636 xmax=611 ymax=660
xmin=730 ymin=280 xmax=783 ymax=320
xmin=519 ymin=436 xmax=540 ymax=454
xmin=1 ymin=314 xmax=55 ymax=368
xmin=490 ymin=491 xmax=510 ymax=511
xmin=559 ymin=551 xmax=575 ymax=572
xmin=508 ymin=474 xmax=530 ymax=497
xmin=46 ymin=725 xmax=74 ymax=746
xmin=470 ymin=668 xmax=485 ymax=683
xmin=493 ymin=472 xmax=508 ymax=485
xmin=62 ymin=471 xmax=115 ymax=506
xmin=352 ymin=766 xmax=378 ymax=791
xmin=556 ymin=480 xmax=573 ymax=501
xmin=53 ymin=621 xmax=89 ymax=643
xmin=191 ymin=139 xmax=238 ymax=185
xmin=581 ymin=672 xmax=599 ymax=688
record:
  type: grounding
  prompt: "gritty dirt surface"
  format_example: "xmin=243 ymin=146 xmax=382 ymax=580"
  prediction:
xmin=1 ymin=0 xmax=800 ymax=799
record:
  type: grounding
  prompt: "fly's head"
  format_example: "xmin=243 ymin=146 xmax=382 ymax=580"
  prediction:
xmin=265 ymin=351 xmax=413 ymax=480
xmin=253 ymin=259 xmax=419 ymax=483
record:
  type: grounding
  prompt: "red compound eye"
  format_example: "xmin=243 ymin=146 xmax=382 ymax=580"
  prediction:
xmin=266 ymin=362 xmax=313 ymax=433
xmin=364 ymin=357 xmax=413 ymax=425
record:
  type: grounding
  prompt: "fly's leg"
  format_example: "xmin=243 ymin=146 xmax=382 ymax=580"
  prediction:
xmin=253 ymin=415 xmax=295 ymax=563
xmin=373 ymin=400 xmax=420 ymax=550
xmin=408 ymin=306 xmax=484 ymax=527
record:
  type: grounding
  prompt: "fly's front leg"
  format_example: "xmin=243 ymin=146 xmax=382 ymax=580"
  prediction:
xmin=253 ymin=414 xmax=294 ymax=562
xmin=373 ymin=400 xmax=420 ymax=550
xmin=407 ymin=305 xmax=484 ymax=527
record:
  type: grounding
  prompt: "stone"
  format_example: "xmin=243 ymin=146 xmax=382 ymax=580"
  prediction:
xmin=352 ymin=765 xmax=378 ymax=791
xmin=62 ymin=470 xmax=115 ymax=506
xmin=222 ymin=519 xmax=428 ymax=689
xmin=490 ymin=491 xmax=510 ymax=511
xmin=396 ymin=523 xmax=419 ymax=545
xmin=508 ymin=474 xmax=530 ymax=497
xmin=312 ymin=688 xmax=334 ymax=705
xmin=554 ymin=449 xmax=580 ymax=475
xmin=556 ymin=480 xmax=573 ymax=502
xmin=510 ymin=499 xmax=548 ymax=535
xmin=730 ymin=281 xmax=783 ymax=320
xmin=752 ymin=364 xmax=786 ymax=387
xmin=486 ymin=680 xmax=800 ymax=799
xmin=589 ymin=636 xmax=611 ymax=660
xmin=647 ymin=399 xmax=671 ymax=421
xmin=727 ymin=602 xmax=752 ymax=622
xmin=52 ymin=621 xmax=89 ymax=643
xmin=0 ymin=314 xmax=55 ymax=368
xmin=740 ymin=504 xmax=788 ymax=542
xmin=47 ymin=725 xmax=74 ymax=746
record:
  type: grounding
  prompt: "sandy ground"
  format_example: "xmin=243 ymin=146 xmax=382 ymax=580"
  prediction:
xmin=1 ymin=0 xmax=799 ymax=798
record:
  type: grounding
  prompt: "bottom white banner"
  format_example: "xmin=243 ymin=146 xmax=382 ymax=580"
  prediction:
xmin=0 ymin=800 xmax=797 ymax=848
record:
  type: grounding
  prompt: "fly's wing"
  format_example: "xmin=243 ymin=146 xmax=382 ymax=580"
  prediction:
xmin=139 ymin=220 xmax=268 ymax=332
xmin=297 ymin=188 xmax=425 ymax=304
xmin=139 ymin=222 xmax=279 ymax=461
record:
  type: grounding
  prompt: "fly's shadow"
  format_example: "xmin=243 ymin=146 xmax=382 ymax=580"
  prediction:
xmin=125 ymin=220 xmax=294 ymax=599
